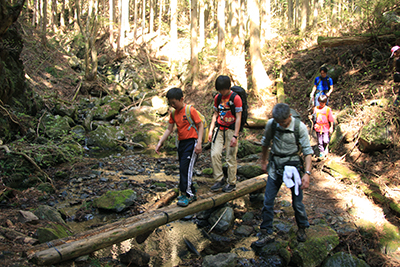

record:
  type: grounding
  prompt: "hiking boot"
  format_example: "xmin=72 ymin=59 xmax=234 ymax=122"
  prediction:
xmin=296 ymin=227 xmax=307 ymax=242
xmin=222 ymin=184 xmax=236 ymax=193
xmin=252 ymin=230 xmax=275 ymax=247
xmin=177 ymin=195 xmax=196 ymax=207
xmin=210 ymin=181 xmax=225 ymax=192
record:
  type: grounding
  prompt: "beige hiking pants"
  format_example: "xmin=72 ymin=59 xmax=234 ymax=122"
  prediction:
xmin=211 ymin=128 xmax=238 ymax=185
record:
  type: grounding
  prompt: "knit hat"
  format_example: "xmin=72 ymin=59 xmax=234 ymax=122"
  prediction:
xmin=391 ymin=46 xmax=400 ymax=57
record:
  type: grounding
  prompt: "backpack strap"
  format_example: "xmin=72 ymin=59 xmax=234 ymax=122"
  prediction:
xmin=228 ymin=91 xmax=237 ymax=117
xmin=270 ymin=118 xmax=301 ymax=156
xmin=185 ymin=105 xmax=196 ymax=131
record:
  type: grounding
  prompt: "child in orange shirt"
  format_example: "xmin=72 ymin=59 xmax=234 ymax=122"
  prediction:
xmin=313 ymin=95 xmax=334 ymax=158
xmin=155 ymin=88 xmax=204 ymax=207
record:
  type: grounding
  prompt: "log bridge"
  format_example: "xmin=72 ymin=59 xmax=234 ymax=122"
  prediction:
xmin=27 ymin=175 xmax=268 ymax=265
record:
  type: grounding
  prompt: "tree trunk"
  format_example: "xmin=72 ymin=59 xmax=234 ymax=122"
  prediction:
xmin=191 ymin=0 xmax=199 ymax=86
xmin=199 ymin=0 xmax=204 ymax=49
xmin=157 ymin=0 xmax=163 ymax=42
xmin=312 ymin=0 xmax=319 ymax=27
xmin=134 ymin=0 xmax=137 ymax=38
xmin=260 ymin=0 xmax=271 ymax=42
xmin=77 ymin=0 xmax=100 ymax=81
xmin=41 ymin=0 xmax=47 ymax=45
xmin=149 ymin=0 xmax=154 ymax=33
xmin=288 ymin=0 xmax=293 ymax=29
xmin=0 ymin=0 xmax=26 ymax=36
xmin=247 ymin=0 xmax=272 ymax=96
xmin=32 ymin=0 xmax=37 ymax=26
xmin=109 ymin=0 xmax=115 ymax=45
xmin=170 ymin=0 xmax=178 ymax=75
xmin=300 ymin=0 xmax=308 ymax=32
xmin=217 ymin=0 xmax=226 ymax=71
xmin=60 ymin=0 xmax=65 ymax=27
xmin=27 ymin=176 xmax=268 ymax=265
xmin=142 ymin=0 xmax=146 ymax=36
xmin=119 ymin=0 xmax=129 ymax=50
xmin=51 ymin=0 xmax=57 ymax=31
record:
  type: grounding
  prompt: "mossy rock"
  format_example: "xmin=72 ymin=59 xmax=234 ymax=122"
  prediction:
xmin=289 ymin=224 xmax=339 ymax=267
xmin=41 ymin=114 xmax=72 ymax=139
xmin=34 ymin=205 xmax=67 ymax=226
xmin=54 ymin=102 xmax=77 ymax=118
xmin=93 ymin=101 xmax=122 ymax=121
xmin=92 ymin=189 xmax=137 ymax=212
xmin=37 ymin=183 xmax=55 ymax=194
xmin=237 ymin=165 xmax=264 ymax=179
xmin=202 ymin=168 xmax=213 ymax=175
xmin=237 ymin=140 xmax=261 ymax=158
xmin=37 ymin=222 xmax=72 ymax=243
xmin=358 ymin=106 xmax=394 ymax=152
xmin=87 ymin=125 xmax=125 ymax=150
xmin=322 ymin=252 xmax=369 ymax=267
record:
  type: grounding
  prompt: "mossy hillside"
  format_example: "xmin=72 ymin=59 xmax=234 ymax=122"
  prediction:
xmin=357 ymin=219 xmax=400 ymax=256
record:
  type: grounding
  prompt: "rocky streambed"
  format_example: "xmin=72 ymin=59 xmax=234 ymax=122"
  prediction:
xmin=0 ymin=147 xmax=377 ymax=267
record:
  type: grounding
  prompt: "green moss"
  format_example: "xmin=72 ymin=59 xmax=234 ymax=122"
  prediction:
xmin=202 ymin=168 xmax=213 ymax=175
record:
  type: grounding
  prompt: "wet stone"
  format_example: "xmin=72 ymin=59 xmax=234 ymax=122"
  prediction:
xmin=80 ymin=193 xmax=90 ymax=199
xmin=91 ymin=170 xmax=102 ymax=176
xmin=122 ymin=170 xmax=137 ymax=175
xmin=242 ymin=212 xmax=254 ymax=222
xmin=234 ymin=225 xmax=254 ymax=237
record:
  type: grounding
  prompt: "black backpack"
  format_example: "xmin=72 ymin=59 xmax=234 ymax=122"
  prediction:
xmin=216 ymin=86 xmax=248 ymax=132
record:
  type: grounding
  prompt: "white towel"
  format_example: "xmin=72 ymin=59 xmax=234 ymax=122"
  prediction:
xmin=283 ymin=166 xmax=302 ymax=196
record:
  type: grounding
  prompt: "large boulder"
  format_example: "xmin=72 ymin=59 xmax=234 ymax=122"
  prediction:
xmin=358 ymin=107 xmax=394 ymax=152
xmin=237 ymin=165 xmax=264 ymax=179
xmin=208 ymin=206 xmax=235 ymax=233
xmin=87 ymin=125 xmax=125 ymax=150
xmin=40 ymin=114 xmax=72 ymax=139
xmin=92 ymin=189 xmax=137 ymax=212
xmin=34 ymin=205 xmax=67 ymax=226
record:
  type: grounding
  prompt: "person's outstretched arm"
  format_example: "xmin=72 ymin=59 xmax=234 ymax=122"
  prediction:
xmin=155 ymin=123 xmax=174 ymax=153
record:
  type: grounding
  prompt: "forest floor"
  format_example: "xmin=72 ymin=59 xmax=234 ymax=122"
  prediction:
xmin=0 ymin=22 xmax=400 ymax=267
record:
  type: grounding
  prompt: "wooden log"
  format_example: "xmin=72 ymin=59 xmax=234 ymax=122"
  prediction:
xmin=276 ymin=77 xmax=285 ymax=104
xmin=145 ymin=188 xmax=179 ymax=211
xmin=27 ymin=175 xmax=268 ymax=265
xmin=318 ymin=34 xmax=396 ymax=48
xmin=246 ymin=118 xmax=268 ymax=129
xmin=0 ymin=226 xmax=39 ymax=245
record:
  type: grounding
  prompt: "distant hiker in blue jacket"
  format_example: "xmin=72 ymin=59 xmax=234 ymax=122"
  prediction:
xmin=310 ymin=67 xmax=334 ymax=107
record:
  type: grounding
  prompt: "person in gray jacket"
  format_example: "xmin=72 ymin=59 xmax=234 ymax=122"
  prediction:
xmin=253 ymin=103 xmax=313 ymax=247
